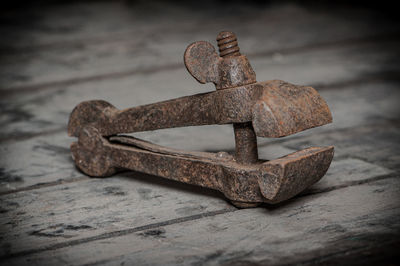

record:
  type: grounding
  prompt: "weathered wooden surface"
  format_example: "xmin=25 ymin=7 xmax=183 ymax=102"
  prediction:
xmin=1 ymin=1 xmax=399 ymax=265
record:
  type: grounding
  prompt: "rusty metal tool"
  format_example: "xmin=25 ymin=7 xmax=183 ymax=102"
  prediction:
xmin=68 ymin=31 xmax=334 ymax=208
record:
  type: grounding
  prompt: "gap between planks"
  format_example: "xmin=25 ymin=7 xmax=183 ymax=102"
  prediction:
xmin=0 ymin=176 xmax=88 ymax=196
xmin=1 ymin=32 xmax=399 ymax=96
xmin=258 ymin=118 xmax=400 ymax=148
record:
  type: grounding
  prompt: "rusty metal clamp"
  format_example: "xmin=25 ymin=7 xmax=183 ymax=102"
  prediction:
xmin=68 ymin=31 xmax=334 ymax=208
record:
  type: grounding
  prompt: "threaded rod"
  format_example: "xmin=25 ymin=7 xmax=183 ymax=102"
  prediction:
xmin=216 ymin=31 xmax=258 ymax=164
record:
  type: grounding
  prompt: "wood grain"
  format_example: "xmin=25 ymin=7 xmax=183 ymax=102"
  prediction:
xmin=1 ymin=2 xmax=399 ymax=91
xmin=2 ymin=176 xmax=399 ymax=265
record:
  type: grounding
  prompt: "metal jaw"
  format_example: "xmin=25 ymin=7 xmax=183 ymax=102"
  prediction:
xmin=68 ymin=31 xmax=334 ymax=208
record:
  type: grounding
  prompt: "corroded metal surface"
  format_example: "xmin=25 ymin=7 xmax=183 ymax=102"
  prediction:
xmin=71 ymin=126 xmax=334 ymax=206
xmin=68 ymin=31 xmax=334 ymax=208
xmin=68 ymin=81 xmax=331 ymax=138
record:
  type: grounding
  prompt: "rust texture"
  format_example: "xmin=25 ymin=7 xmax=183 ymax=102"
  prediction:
xmin=233 ymin=122 xmax=258 ymax=164
xmin=68 ymin=31 xmax=334 ymax=208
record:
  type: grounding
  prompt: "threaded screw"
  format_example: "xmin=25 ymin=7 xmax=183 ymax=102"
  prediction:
xmin=216 ymin=31 xmax=241 ymax=57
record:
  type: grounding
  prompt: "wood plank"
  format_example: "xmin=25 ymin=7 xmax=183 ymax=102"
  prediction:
xmin=280 ymin=122 xmax=400 ymax=171
xmin=1 ymin=41 xmax=399 ymax=142
xmin=3 ymin=2 xmax=397 ymax=50
xmin=1 ymin=2 xmax=399 ymax=91
xmin=305 ymin=158 xmax=393 ymax=194
xmin=0 ymin=132 xmax=84 ymax=193
xmin=0 ymin=175 xmax=232 ymax=257
xmin=2 ymin=174 xmax=398 ymax=265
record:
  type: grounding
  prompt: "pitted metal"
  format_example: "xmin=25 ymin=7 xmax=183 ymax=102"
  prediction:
xmin=68 ymin=31 xmax=334 ymax=208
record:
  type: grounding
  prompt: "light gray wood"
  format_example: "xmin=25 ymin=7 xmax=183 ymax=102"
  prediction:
xmin=0 ymin=154 xmax=393 ymax=258
xmin=281 ymin=122 xmax=400 ymax=171
xmin=0 ymin=175 xmax=232 ymax=257
xmin=305 ymin=158 xmax=392 ymax=193
xmin=2 ymin=176 xmax=398 ymax=265
xmin=0 ymin=133 xmax=84 ymax=192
